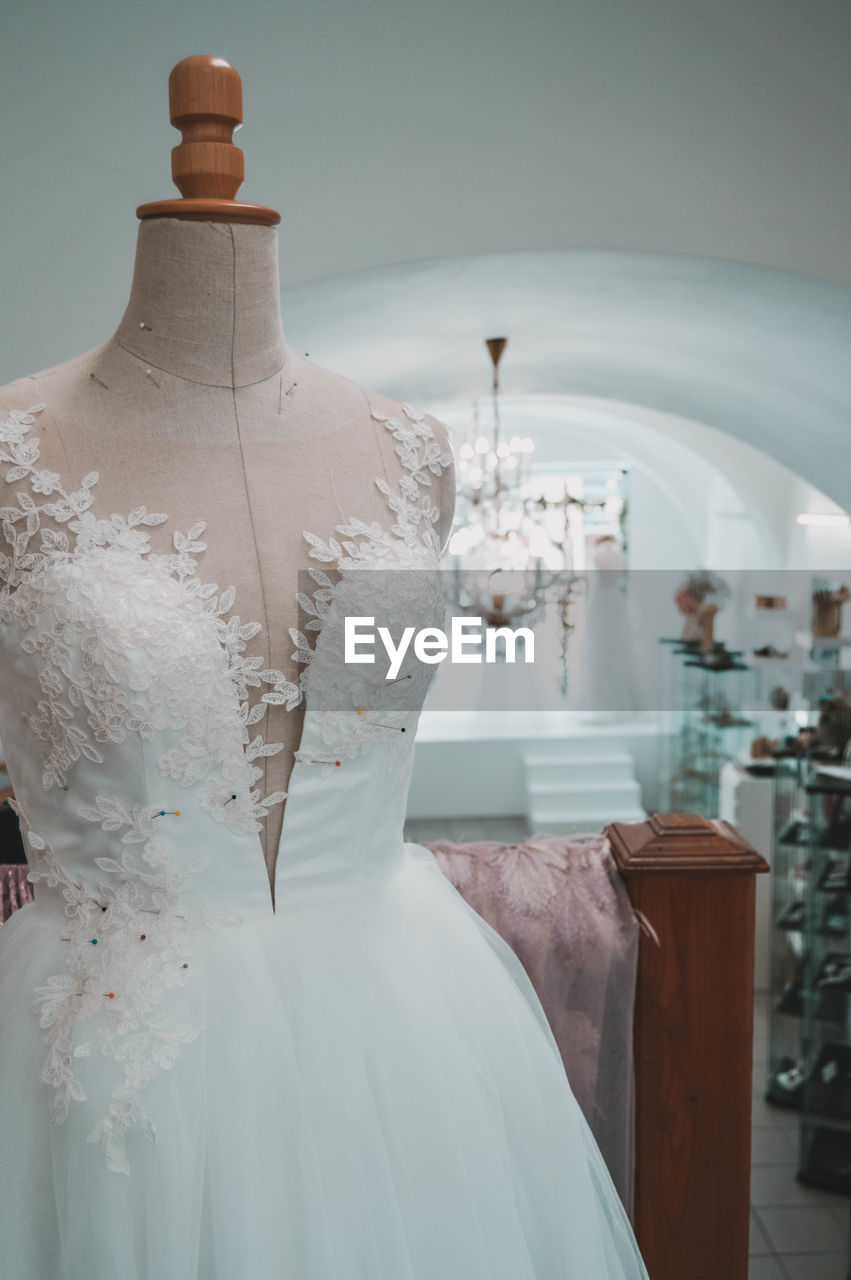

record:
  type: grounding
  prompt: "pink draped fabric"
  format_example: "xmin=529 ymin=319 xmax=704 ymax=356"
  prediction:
xmin=424 ymin=834 xmax=638 ymax=1212
xmin=0 ymin=864 xmax=33 ymax=924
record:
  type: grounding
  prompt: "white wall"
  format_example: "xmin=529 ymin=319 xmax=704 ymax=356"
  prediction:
xmin=4 ymin=4 xmax=849 ymax=513
xmin=3 ymin=0 xmax=851 ymax=379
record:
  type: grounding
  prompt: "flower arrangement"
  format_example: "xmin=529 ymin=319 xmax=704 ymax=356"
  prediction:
xmin=675 ymin=571 xmax=730 ymax=648
xmin=675 ymin=571 xmax=730 ymax=617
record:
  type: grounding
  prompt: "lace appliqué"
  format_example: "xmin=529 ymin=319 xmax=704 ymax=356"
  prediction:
xmin=18 ymin=795 xmax=227 ymax=1175
xmin=0 ymin=404 xmax=285 ymax=832
xmin=0 ymin=404 xmax=282 ymax=1173
xmin=261 ymin=403 xmax=452 ymax=774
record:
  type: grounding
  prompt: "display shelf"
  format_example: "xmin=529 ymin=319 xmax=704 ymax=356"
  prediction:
xmin=766 ymin=756 xmax=809 ymax=1109
xmin=778 ymin=817 xmax=811 ymax=848
xmin=818 ymin=857 xmax=851 ymax=892
xmin=664 ymin=647 xmax=757 ymax=818
xmin=777 ymin=900 xmax=805 ymax=932
xmin=798 ymin=768 xmax=851 ymax=1192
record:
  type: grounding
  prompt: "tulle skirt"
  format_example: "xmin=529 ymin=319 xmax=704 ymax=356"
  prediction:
xmin=0 ymin=842 xmax=648 ymax=1279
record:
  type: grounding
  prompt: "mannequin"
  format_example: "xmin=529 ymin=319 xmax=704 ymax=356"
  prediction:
xmin=0 ymin=57 xmax=456 ymax=891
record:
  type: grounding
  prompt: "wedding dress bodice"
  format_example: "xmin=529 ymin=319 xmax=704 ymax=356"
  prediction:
xmin=0 ymin=399 xmax=451 ymax=1173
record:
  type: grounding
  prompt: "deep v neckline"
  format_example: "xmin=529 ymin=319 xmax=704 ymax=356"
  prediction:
xmin=0 ymin=398 xmax=453 ymax=919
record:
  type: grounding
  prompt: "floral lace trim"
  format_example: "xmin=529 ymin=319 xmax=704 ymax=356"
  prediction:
xmin=0 ymin=402 xmax=284 ymax=1173
xmin=0 ymin=403 xmax=285 ymax=833
xmin=16 ymin=793 xmax=243 ymax=1175
xmin=260 ymin=403 xmax=453 ymax=774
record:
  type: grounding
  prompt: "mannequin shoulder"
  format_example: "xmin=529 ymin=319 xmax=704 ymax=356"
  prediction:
xmin=0 ymin=342 xmax=112 ymax=409
xmin=0 ymin=343 xmax=114 ymax=472
xmin=287 ymin=357 xmax=457 ymax=543
xmin=0 ymin=362 xmax=78 ymax=475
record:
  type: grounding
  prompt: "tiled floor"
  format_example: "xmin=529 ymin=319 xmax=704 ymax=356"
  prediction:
xmin=405 ymin=819 xmax=851 ymax=1279
xmin=404 ymin=815 xmax=530 ymax=844
xmin=751 ymin=994 xmax=849 ymax=1279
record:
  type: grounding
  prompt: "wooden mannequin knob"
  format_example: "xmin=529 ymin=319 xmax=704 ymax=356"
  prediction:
xmin=169 ymin=55 xmax=244 ymax=200
xmin=137 ymin=55 xmax=280 ymax=226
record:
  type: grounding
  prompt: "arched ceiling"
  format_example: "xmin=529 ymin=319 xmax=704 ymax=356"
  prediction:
xmin=430 ymin=394 xmax=797 ymax=569
xmin=2 ymin=0 xmax=851 ymax=382
xmin=281 ymin=250 xmax=851 ymax=511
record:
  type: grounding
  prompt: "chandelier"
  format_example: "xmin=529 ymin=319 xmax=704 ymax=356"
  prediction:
xmin=447 ymin=338 xmax=585 ymax=682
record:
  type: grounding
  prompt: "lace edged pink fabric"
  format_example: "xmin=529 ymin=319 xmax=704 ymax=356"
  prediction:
xmin=427 ymin=833 xmax=638 ymax=1209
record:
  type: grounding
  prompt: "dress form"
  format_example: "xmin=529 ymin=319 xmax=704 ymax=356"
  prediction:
xmin=0 ymin=62 xmax=455 ymax=893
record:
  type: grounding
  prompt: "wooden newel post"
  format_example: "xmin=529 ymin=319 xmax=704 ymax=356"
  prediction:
xmin=605 ymin=813 xmax=769 ymax=1280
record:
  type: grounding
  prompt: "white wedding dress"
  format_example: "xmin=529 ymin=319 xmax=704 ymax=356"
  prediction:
xmin=0 ymin=401 xmax=648 ymax=1279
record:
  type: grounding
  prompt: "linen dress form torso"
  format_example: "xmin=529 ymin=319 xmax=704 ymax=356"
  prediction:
xmin=0 ymin=335 xmax=455 ymax=890
xmin=0 ymin=377 xmax=454 ymax=1149
xmin=0 ymin=239 xmax=648 ymax=1280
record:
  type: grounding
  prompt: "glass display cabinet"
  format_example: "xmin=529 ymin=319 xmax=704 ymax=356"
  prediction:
xmin=667 ymin=647 xmax=754 ymax=818
xmin=799 ymin=765 xmax=851 ymax=1192
xmin=765 ymin=754 xmax=810 ymax=1109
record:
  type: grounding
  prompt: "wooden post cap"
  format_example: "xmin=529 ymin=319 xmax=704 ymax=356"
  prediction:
xmin=137 ymin=55 xmax=280 ymax=226
xmin=605 ymin=812 xmax=769 ymax=874
xmin=168 ymin=55 xmax=244 ymax=201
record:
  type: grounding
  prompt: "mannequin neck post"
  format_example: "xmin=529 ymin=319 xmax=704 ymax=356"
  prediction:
xmin=113 ymin=217 xmax=288 ymax=388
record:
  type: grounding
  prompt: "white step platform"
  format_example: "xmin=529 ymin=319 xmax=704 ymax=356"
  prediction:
xmin=524 ymin=738 xmax=646 ymax=834
xmin=407 ymin=712 xmax=655 ymax=830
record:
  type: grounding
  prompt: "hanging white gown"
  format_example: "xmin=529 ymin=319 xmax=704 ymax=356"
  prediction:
xmin=0 ymin=401 xmax=649 ymax=1279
